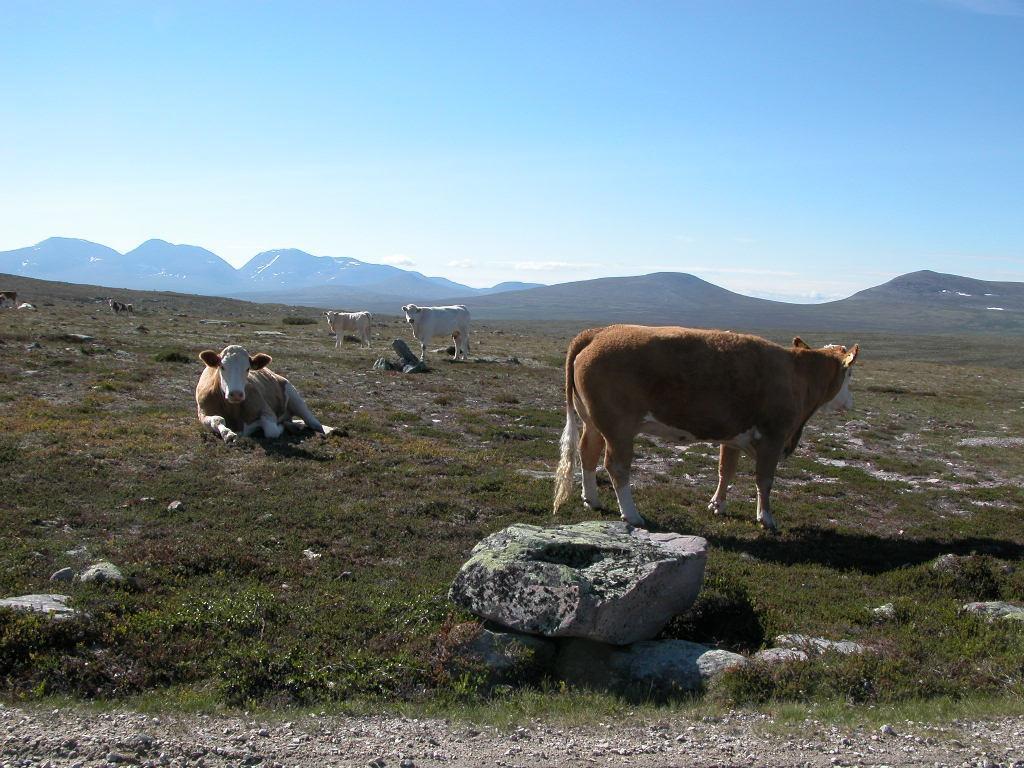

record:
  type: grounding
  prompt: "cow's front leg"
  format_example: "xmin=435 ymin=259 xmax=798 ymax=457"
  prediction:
xmin=754 ymin=440 xmax=784 ymax=532
xmin=605 ymin=435 xmax=645 ymax=526
xmin=202 ymin=415 xmax=237 ymax=443
xmin=708 ymin=445 xmax=741 ymax=515
xmin=260 ymin=415 xmax=284 ymax=439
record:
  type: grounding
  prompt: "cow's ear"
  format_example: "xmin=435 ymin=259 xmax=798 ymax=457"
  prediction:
xmin=793 ymin=337 xmax=810 ymax=349
xmin=250 ymin=353 xmax=272 ymax=370
xmin=200 ymin=350 xmax=221 ymax=367
xmin=843 ymin=344 xmax=859 ymax=367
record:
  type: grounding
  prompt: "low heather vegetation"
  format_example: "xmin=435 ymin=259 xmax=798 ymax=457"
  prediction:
xmin=1 ymin=281 xmax=1022 ymax=714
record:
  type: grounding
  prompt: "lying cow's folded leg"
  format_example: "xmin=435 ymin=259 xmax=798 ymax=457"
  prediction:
xmin=283 ymin=381 xmax=326 ymax=433
xmin=604 ymin=435 xmax=646 ymax=526
xmin=708 ymin=445 xmax=741 ymax=515
xmin=260 ymin=414 xmax=284 ymax=439
xmin=754 ymin=438 xmax=784 ymax=531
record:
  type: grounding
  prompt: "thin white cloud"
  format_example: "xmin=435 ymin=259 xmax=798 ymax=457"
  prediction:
xmin=379 ymin=254 xmax=415 ymax=267
xmin=447 ymin=259 xmax=475 ymax=269
xmin=513 ymin=260 xmax=601 ymax=271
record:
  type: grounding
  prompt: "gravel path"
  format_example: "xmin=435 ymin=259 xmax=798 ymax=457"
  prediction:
xmin=3 ymin=704 xmax=1024 ymax=768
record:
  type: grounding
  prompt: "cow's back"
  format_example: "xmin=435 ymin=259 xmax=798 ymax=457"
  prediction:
xmin=575 ymin=325 xmax=799 ymax=439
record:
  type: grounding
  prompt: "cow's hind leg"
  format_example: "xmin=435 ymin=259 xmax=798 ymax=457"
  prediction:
xmin=604 ymin=433 xmax=645 ymax=526
xmin=579 ymin=421 xmax=606 ymax=510
xmin=708 ymin=445 xmax=741 ymax=515
xmin=451 ymin=331 xmax=461 ymax=360
xmin=753 ymin=439 xmax=785 ymax=532
xmin=284 ymin=381 xmax=328 ymax=434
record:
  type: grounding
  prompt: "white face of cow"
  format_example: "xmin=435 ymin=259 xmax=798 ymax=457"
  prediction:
xmin=199 ymin=345 xmax=272 ymax=404
xmin=819 ymin=344 xmax=859 ymax=413
xmin=402 ymin=304 xmax=421 ymax=327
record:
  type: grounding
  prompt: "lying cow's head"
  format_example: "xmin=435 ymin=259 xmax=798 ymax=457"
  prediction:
xmin=819 ymin=342 xmax=859 ymax=413
xmin=199 ymin=345 xmax=272 ymax=404
xmin=401 ymin=304 xmax=421 ymax=325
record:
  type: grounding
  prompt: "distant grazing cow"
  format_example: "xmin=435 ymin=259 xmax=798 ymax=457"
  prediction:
xmin=401 ymin=304 xmax=470 ymax=361
xmin=195 ymin=344 xmax=333 ymax=443
xmin=0 ymin=291 xmax=16 ymax=308
xmin=323 ymin=310 xmax=372 ymax=348
xmin=108 ymin=298 xmax=133 ymax=314
xmin=553 ymin=326 xmax=859 ymax=531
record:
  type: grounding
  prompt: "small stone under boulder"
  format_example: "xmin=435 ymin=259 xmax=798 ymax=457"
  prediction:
xmin=555 ymin=638 xmax=746 ymax=697
xmin=441 ymin=623 xmax=557 ymax=685
xmin=449 ymin=521 xmax=707 ymax=645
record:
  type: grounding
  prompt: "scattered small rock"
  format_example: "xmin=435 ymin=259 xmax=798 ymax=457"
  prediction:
xmin=80 ymin=561 xmax=125 ymax=584
xmin=774 ymin=634 xmax=868 ymax=655
xmin=50 ymin=567 xmax=75 ymax=582
xmin=872 ymin=603 xmax=897 ymax=620
xmin=25 ymin=341 xmax=42 ymax=350
xmin=753 ymin=647 xmax=809 ymax=664
xmin=302 ymin=549 xmax=322 ymax=561
xmin=880 ymin=724 xmax=897 ymax=736
xmin=166 ymin=500 xmax=185 ymax=513
xmin=962 ymin=601 xmax=1024 ymax=622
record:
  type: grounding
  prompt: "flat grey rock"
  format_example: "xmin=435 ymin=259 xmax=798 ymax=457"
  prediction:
xmin=450 ymin=521 xmax=707 ymax=645
xmin=774 ymin=634 xmax=867 ymax=655
xmin=962 ymin=601 xmax=1024 ymax=621
xmin=80 ymin=560 xmax=124 ymax=584
xmin=555 ymin=638 xmax=746 ymax=696
xmin=0 ymin=594 xmax=77 ymax=619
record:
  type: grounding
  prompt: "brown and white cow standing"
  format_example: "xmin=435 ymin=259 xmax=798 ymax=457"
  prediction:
xmin=553 ymin=325 xmax=859 ymax=531
xmin=108 ymin=298 xmax=133 ymax=315
xmin=195 ymin=344 xmax=333 ymax=442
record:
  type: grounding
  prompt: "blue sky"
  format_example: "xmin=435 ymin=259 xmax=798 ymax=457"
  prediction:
xmin=1 ymin=1 xmax=1022 ymax=299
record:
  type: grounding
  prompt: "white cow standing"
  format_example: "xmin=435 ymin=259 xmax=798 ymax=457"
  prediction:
xmin=195 ymin=344 xmax=333 ymax=443
xmin=401 ymin=304 xmax=471 ymax=361
xmin=323 ymin=310 xmax=372 ymax=348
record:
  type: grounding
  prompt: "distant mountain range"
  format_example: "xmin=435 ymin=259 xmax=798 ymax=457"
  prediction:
xmin=0 ymin=237 xmax=542 ymax=301
xmin=1 ymin=237 xmax=1022 ymax=334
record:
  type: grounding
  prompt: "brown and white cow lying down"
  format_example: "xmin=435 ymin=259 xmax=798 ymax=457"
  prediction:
xmin=196 ymin=345 xmax=333 ymax=443
xmin=553 ymin=325 xmax=859 ymax=531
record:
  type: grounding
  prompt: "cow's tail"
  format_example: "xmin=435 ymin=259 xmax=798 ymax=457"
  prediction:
xmin=553 ymin=328 xmax=600 ymax=514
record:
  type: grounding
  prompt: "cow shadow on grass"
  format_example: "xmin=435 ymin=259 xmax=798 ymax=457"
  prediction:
xmin=223 ymin=431 xmax=341 ymax=462
xmin=702 ymin=526 xmax=1024 ymax=575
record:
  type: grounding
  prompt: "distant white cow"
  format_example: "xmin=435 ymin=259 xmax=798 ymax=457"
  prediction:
xmin=323 ymin=310 xmax=372 ymax=348
xmin=195 ymin=344 xmax=333 ymax=443
xmin=401 ymin=304 xmax=471 ymax=361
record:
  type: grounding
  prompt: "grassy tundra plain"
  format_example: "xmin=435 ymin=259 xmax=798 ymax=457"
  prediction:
xmin=1 ymin=277 xmax=1023 ymax=716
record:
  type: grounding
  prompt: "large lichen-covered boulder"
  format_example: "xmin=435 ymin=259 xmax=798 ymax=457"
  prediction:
xmin=555 ymin=638 xmax=747 ymax=698
xmin=449 ymin=521 xmax=707 ymax=645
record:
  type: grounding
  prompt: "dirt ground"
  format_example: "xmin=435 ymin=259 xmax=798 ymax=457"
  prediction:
xmin=3 ymin=703 xmax=1024 ymax=768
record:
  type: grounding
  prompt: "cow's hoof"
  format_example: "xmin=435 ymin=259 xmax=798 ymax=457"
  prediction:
xmin=620 ymin=514 xmax=648 ymax=528
xmin=321 ymin=425 xmax=336 ymax=436
xmin=583 ymin=500 xmax=606 ymax=513
xmin=223 ymin=433 xmax=238 ymax=444
xmin=707 ymin=499 xmax=726 ymax=515
xmin=758 ymin=521 xmax=779 ymax=534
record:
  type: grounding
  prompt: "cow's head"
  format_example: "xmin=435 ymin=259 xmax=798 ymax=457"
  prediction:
xmin=819 ymin=343 xmax=860 ymax=412
xmin=401 ymin=304 xmax=421 ymax=325
xmin=199 ymin=344 xmax=272 ymax=404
